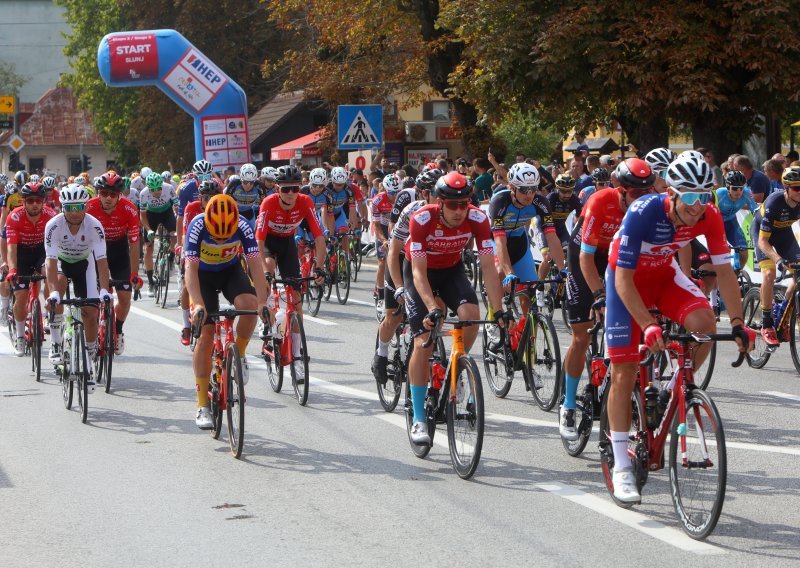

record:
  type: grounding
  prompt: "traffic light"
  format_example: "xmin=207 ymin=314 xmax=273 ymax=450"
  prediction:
xmin=81 ymin=154 xmax=91 ymax=172
xmin=9 ymin=151 xmax=20 ymax=171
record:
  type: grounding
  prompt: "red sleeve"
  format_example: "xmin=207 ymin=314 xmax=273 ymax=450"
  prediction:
xmin=255 ymin=198 xmax=269 ymax=241
xmin=701 ymin=205 xmax=730 ymax=263
xmin=580 ymin=199 xmax=602 ymax=248
xmin=125 ymin=200 xmax=140 ymax=243
xmin=468 ymin=207 xmax=494 ymax=255
xmin=352 ymin=185 xmax=364 ymax=202
xmin=5 ymin=211 xmax=19 ymax=245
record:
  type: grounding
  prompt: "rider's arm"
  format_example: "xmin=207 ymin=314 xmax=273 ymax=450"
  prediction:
xmin=45 ymin=258 xmax=59 ymax=294
xmin=387 ymin=239 xmax=404 ymax=290
xmin=578 ymin=250 xmax=603 ymax=296
xmin=544 ymin=232 xmax=566 ymax=270
xmin=493 ymin=233 xmax=514 ymax=277
xmin=6 ymin=242 xmax=17 ymax=272
xmin=140 ymin=209 xmax=151 ymax=233
xmin=410 ymin=255 xmax=438 ymax=312
xmin=96 ymin=257 xmax=111 ymax=292
xmin=184 ymin=259 xmax=203 ymax=309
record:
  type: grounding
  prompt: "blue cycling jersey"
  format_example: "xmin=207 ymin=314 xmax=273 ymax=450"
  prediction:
xmin=177 ymin=179 xmax=198 ymax=217
xmin=715 ymin=187 xmax=756 ymax=223
xmin=488 ymin=188 xmax=554 ymax=239
xmin=325 ymin=184 xmax=353 ymax=217
xmin=225 ymin=182 xmax=263 ymax=217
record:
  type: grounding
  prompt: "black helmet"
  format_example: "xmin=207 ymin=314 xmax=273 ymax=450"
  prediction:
xmin=276 ymin=165 xmax=301 ymax=183
xmin=615 ymin=158 xmax=656 ymax=189
xmin=591 ymin=167 xmax=610 ymax=183
xmin=14 ymin=170 xmax=29 ymax=185
xmin=725 ymin=170 xmax=746 ymax=187
xmin=433 ymin=172 xmax=471 ymax=199
xmin=198 ymin=179 xmax=221 ymax=195
xmin=555 ymin=173 xmax=577 ymax=190
xmin=782 ymin=167 xmax=800 ymax=188
xmin=402 ymin=176 xmax=415 ymax=189
xmin=19 ymin=182 xmax=46 ymax=199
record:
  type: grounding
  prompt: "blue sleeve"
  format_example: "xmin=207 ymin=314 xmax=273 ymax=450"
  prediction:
xmin=238 ymin=218 xmax=259 ymax=256
xmin=177 ymin=182 xmax=194 ymax=216
xmin=614 ymin=195 xmax=661 ymax=270
xmin=744 ymin=190 xmax=757 ymax=212
xmin=184 ymin=216 xmax=203 ymax=261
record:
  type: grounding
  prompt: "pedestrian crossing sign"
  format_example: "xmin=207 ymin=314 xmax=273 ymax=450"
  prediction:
xmin=337 ymin=105 xmax=383 ymax=149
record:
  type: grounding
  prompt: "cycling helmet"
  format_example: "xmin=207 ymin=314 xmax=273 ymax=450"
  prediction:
xmin=228 ymin=174 xmax=241 ymax=186
xmin=145 ymin=172 xmax=163 ymax=190
xmin=59 ymin=183 xmax=90 ymax=205
xmin=261 ymin=166 xmax=278 ymax=181
xmin=172 ymin=174 xmax=181 ymax=184
xmin=140 ymin=166 xmax=153 ymax=179
xmin=591 ymin=167 xmax=611 ymax=183
xmin=14 ymin=170 xmax=28 ymax=185
xmin=402 ymin=176 xmax=415 ymax=189
xmin=97 ymin=170 xmax=124 ymax=191
xmin=382 ymin=174 xmax=401 ymax=194
xmin=433 ymin=171 xmax=470 ymax=199
xmin=192 ymin=160 xmax=212 ymax=177
xmin=424 ymin=161 xmax=438 ymax=172
xmin=74 ymin=176 xmax=87 ymax=186
xmin=276 ymin=165 xmax=301 ymax=183
xmin=309 ymin=167 xmax=328 ymax=186
xmin=122 ymin=177 xmax=131 ymax=191
xmin=79 ymin=172 xmax=90 ymax=183
xmin=160 ymin=171 xmax=171 ymax=182
xmin=239 ymin=163 xmax=258 ymax=183
xmin=615 ymin=158 xmax=656 ymax=189
xmin=555 ymin=173 xmax=577 ymax=191
xmin=20 ymin=182 xmax=46 ymax=199
xmin=665 ymin=156 xmax=714 ymax=191
xmin=725 ymin=170 xmax=746 ymax=187
xmin=330 ymin=167 xmax=348 ymax=185
xmin=29 ymin=174 xmax=40 ymax=184
xmin=5 ymin=182 xmax=16 ymax=194
xmin=645 ymin=147 xmax=677 ymax=172
xmin=506 ymin=163 xmax=540 ymax=189
xmin=204 ymin=194 xmax=239 ymax=240
xmin=198 ymin=178 xmax=221 ymax=195
xmin=415 ymin=169 xmax=443 ymax=191
xmin=41 ymin=176 xmax=56 ymax=189
xmin=679 ymin=150 xmax=705 ymax=163
xmin=0 ymin=173 xmax=7 ymax=185
xmin=781 ymin=167 xmax=800 ymax=188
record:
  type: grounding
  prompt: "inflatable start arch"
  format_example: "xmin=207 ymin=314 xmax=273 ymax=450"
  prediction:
xmin=97 ymin=29 xmax=250 ymax=170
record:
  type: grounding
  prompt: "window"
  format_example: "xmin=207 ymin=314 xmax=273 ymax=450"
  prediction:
xmin=28 ymin=157 xmax=45 ymax=174
xmin=68 ymin=158 xmax=82 ymax=176
xmin=423 ymin=101 xmax=452 ymax=121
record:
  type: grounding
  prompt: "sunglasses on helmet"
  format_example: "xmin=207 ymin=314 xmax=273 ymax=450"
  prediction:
xmin=673 ymin=189 xmax=712 ymax=206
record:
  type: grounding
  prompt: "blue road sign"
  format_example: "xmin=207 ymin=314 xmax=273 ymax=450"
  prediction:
xmin=338 ymin=104 xmax=383 ymax=149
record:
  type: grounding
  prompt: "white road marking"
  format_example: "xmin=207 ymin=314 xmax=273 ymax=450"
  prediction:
xmin=762 ymin=390 xmax=800 ymax=403
xmin=0 ymin=327 xmax=16 ymax=356
xmin=536 ymin=482 xmax=725 ymax=555
xmin=347 ymin=299 xmax=375 ymax=308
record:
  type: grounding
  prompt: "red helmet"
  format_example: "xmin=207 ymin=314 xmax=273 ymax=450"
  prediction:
xmin=615 ymin=158 xmax=655 ymax=190
xmin=19 ymin=182 xmax=46 ymax=199
xmin=97 ymin=170 xmax=124 ymax=191
xmin=434 ymin=172 xmax=470 ymax=199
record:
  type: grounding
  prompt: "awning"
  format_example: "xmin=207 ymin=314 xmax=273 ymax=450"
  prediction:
xmin=270 ymin=128 xmax=324 ymax=160
xmin=564 ymin=137 xmax=620 ymax=154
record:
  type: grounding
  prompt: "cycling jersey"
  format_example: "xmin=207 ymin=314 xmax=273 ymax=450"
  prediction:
xmin=325 ymin=183 xmax=355 ymax=217
xmin=140 ymin=183 xmax=177 ymax=213
xmin=225 ymin=180 xmax=264 ymax=219
xmin=391 ymin=199 xmax=425 ymax=243
xmin=4 ymin=190 xmax=22 ymax=211
xmin=184 ymin=214 xmax=259 ymax=272
xmin=45 ymin=189 xmax=60 ymax=211
xmin=489 ymin=189 xmax=554 ymax=239
xmin=177 ymin=179 xmax=199 ymax=216
xmin=757 ymin=191 xmax=800 ymax=235
xmin=608 ymin=193 xmax=729 ymax=271
xmin=255 ymin=193 xmax=323 ymax=240
xmin=85 ymin=197 xmax=140 ymax=243
xmin=715 ymin=187 xmax=756 ymax=223
xmin=390 ymin=188 xmax=417 ymax=224
xmin=406 ymin=204 xmax=494 ymax=269
xmin=300 ymin=186 xmax=328 ymax=218
xmin=44 ymin=213 xmax=107 ymax=264
xmin=5 ymin=206 xmax=57 ymax=247
xmin=547 ymin=191 xmax=582 ymax=243
xmin=130 ymin=176 xmax=145 ymax=193
xmin=182 ymin=200 xmax=203 ymax=235
xmin=125 ymin=188 xmax=140 ymax=208
xmin=578 ymin=188 xmax=624 ymax=254
xmin=371 ymin=193 xmax=394 ymax=227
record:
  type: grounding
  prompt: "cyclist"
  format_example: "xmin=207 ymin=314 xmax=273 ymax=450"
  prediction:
xmin=140 ymin=172 xmax=178 ymax=296
xmin=225 ymin=163 xmax=264 ymax=231
xmin=372 ymin=174 xmax=400 ymax=314
xmin=261 ymin=167 xmax=280 ymax=197
xmin=560 ymin=158 xmax=656 ymax=440
xmin=4 ymin=182 xmax=57 ymax=356
xmin=372 ymin=169 xmax=441 ymax=383
xmin=122 ymin=176 xmax=139 ymax=208
xmin=750 ymin=166 xmax=800 ymax=345
xmin=605 ymin=155 xmax=753 ymax=503
xmin=44 ymin=184 xmax=112 ymax=387
xmin=404 ymin=172 xmax=506 ymax=444
xmin=548 ymin=173 xmax=582 ymax=247
xmin=85 ymin=171 xmax=142 ymax=355
xmin=178 ymin=160 xmax=213 ymax=245
xmin=0 ymin=178 xmax=24 ymax=318
xmin=185 ymin=194 xmax=268 ymax=429
xmin=578 ymin=167 xmax=611 ymax=205
xmin=644 ymin=147 xmax=677 ymax=195
xmin=255 ymin=166 xmax=327 ymax=376
xmin=297 ymin=167 xmax=330 ymax=241
xmin=325 ymin=166 xmax=357 ymax=251
xmin=716 ymin=170 xmax=756 ymax=272
xmin=41 ymin=176 xmax=59 ymax=210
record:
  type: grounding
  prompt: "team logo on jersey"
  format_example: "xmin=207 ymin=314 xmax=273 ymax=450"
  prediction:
xmin=468 ymin=209 xmax=486 ymax=222
xmin=435 ymin=230 xmax=443 ymax=236
xmin=410 ymin=242 xmax=422 ymax=251
xmin=481 ymin=239 xmax=493 ymax=249
xmin=415 ymin=210 xmax=431 ymax=225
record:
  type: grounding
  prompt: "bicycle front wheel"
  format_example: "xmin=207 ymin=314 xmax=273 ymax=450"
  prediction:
xmin=481 ymin=322 xmax=512 ymax=398
xmin=788 ymin=305 xmax=800 ymax=375
xmin=695 ymin=341 xmax=716 ymax=391
xmin=287 ymin=313 xmax=310 ymax=405
xmin=76 ymin=332 xmax=88 ymax=424
xmin=375 ymin=331 xmax=402 ymax=412
xmin=61 ymin=337 xmax=73 ymax=409
xmin=31 ymin=301 xmax=42 ymax=382
xmin=669 ymin=388 xmax=727 ymax=540
xmin=526 ymin=313 xmax=562 ymax=411
xmin=159 ymin=255 xmax=170 ymax=309
xmin=446 ymin=355 xmax=484 ymax=479
xmin=154 ymin=250 xmax=165 ymax=305
xmin=335 ymin=247 xmax=351 ymax=304
xmin=562 ymin=385 xmax=593 ymax=457
xmin=225 ymin=344 xmax=245 ymax=459
xmin=742 ymin=286 xmax=770 ymax=368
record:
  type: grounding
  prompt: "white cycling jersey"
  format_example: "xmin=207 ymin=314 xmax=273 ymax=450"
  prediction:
xmin=140 ymin=183 xmax=177 ymax=213
xmin=44 ymin=213 xmax=107 ymax=263
xmin=130 ymin=176 xmax=146 ymax=193
xmin=125 ymin=188 xmax=140 ymax=208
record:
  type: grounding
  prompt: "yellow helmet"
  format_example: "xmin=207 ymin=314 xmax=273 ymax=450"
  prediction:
xmin=782 ymin=166 xmax=800 ymax=188
xmin=204 ymin=194 xmax=239 ymax=240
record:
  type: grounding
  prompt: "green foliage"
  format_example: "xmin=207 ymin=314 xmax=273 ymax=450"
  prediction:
xmin=0 ymin=62 xmax=29 ymax=97
xmin=495 ymin=112 xmax=562 ymax=163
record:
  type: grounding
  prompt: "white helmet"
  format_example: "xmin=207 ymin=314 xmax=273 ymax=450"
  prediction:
xmin=330 ymin=167 xmax=348 ymax=185
xmin=41 ymin=176 xmax=56 ymax=189
xmin=239 ymin=163 xmax=258 ymax=183
xmin=382 ymin=174 xmax=401 ymax=193
xmin=506 ymin=163 xmax=540 ymax=188
xmin=74 ymin=176 xmax=87 ymax=186
xmin=261 ymin=166 xmax=278 ymax=181
xmin=59 ymin=183 xmax=90 ymax=205
xmin=140 ymin=167 xmax=153 ymax=179
xmin=5 ymin=182 xmax=16 ymax=193
xmin=665 ymin=156 xmax=714 ymax=191
xmin=645 ymin=147 xmax=677 ymax=172
xmin=309 ymin=167 xmax=328 ymax=186
xmin=161 ymin=170 xmax=171 ymax=182
xmin=192 ymin=160 xmax=213 ymax=177
xmin=29 ymin=174 xmax=40 ymax=183
xmin=679 ymin=150 xmax=705 ymax=163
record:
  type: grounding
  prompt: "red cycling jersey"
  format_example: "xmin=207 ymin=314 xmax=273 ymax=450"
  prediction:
xmin=255 ymin=193 xmax=323 ymax=240
xmin=86 ymin=196 xmax=140 ymax=243
xmin=406 ymin=204 xmax=494 ymax=269
xmin=580 ymin=188 xmax=624 ymax=253
xmin=371 ymin=192 xmax=394 ymax=226
xmin=45 ymin=189 xmax=60 ymax=210
xmin=352 ymin=183 xmax=365 ymax=202
xmin=183 ymin=200 xmax=203 ymax=235
xmin=5 ymin=205 xmax=57 ymax=247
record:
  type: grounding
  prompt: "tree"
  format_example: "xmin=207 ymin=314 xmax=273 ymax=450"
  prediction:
xmin=0 ymin=62 xmax=29 ymax=97
xmin=495 ymin=112 xmax=561 ymax=164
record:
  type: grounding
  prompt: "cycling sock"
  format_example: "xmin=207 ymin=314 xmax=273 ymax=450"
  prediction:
xmin=86 ymin=340 xmax=98 ymax=356
xmin=146 ymin=270 xmax=154 ymax=284
xmin=235 ymin=336 xmax=249 ymax=358
xmin=410 ymin=384 xmax=427 ymax=424
xmin=610 ymin=430 xmax=632 ymax=470
xmin=15 ymin=320 xmax=24 ymax=338
xmin=292 ymin=332 xmax=302 ymax=357
xmin=563 ymin=372 xmax=580 ymax=410
xmin=115 ymin=318 xmax=124 ymax=334
xmin=50 ymin=314 xmax=63 ymax=343
xmin=377 ymin=338 xmax=390 ymax=357
xmin=182 ymin=309 xmax=191 ymax=328
xmin=196 ymin=376 xmax=210 ymax=407
xmin=762 ymin=309 xmax=774 ymax=328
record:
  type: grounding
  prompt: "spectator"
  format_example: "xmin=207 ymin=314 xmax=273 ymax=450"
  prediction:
xmin=786 ymin=150 xmax=799 ymax=162
xmin=223 ymin=165 xmax=235 ymax=181
xmin=437 ymin=158 xmax=449 ymax=171
xmin=568 ymin=157 xmax=584 ymax=184
xmin=763 ymin=158 xmax=784 ymax=195
xmin=472 ymin=157 xmax=493 ymax=202
xmin=733 ymin=155 xmax=770 ymax=203
xmin=599 ymin=154 xmax=616 ymax=169
xmin=698 ymin=147 xmax=723 ymax=188
xmin=771 ymin=153 xmax=788 ymax=167
xmin=574 ymin=132 xmax=590 ymax=158
xmin=575 ymin=154 xmax=599 ymax=193
xmin=369 ymin=150 xmax=389 ymax=177
xmin=456 ymin=158 xmax=470 ymax=178
xmin=515 ymin=153 xmax=526 ymax=163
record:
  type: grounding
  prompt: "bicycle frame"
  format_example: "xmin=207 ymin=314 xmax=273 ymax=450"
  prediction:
xmin=211 ymin=317 xmax=236 ymax=409
xmin=21 ymin=276 xmax=44 ymax=347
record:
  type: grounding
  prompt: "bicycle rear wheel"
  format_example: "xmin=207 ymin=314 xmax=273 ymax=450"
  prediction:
xmin=5 ymin=299 xmax=14 ymax=344
xmin=403 ymin=379 xmax=435 ymax=458
xmin=742 ymin=287 xmax=770 ymax=368
xmin=159 ymin=255 xmax=170 ymax=309
xmin=210 ymin=373 xmax=223 ymax=439
xmin=481 ymin=322 xmax=512 ymax=398
xmin=225 ymin=344 xmax=245 ymax=459
xmin=262 ymin=335 xmax=283 ymax=392
xmin=526 ymin=313 xmax=562 ymax=411
xmin=335 ymin=247 xmax=350 ymax=304
xmin=287 ymin=313 xmax=310 ymax=405
xmin=446 ymin=355 xmax=484 ymax=479
xmin=562 ymin=385 xmax=593 ymax=457
xmin=61 ymin=337 xmax=73 ymax=409
xmin=154 ymin=249 xmax=165 ymax=305
xmin=669 ymin=388 xmax=726 ymax=540
xmin=599 ymin=388 xmax=645 ymax=509
xmin=375 ymin=331 xmax=402 ymax=412
xmin=31 ymin=301 xmax=42 ymax=382
xmin=76 ymin=332 xmax=88 ymax=424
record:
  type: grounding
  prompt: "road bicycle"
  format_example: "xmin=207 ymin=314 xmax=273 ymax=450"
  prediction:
xmin=261 ymin=275 xmax=316 ymax=406
xmin=539 ymin=254 xmax=570 ymax=332
xmin=404 ymin=316 xmax=486 ymax=479
xmin=322 ymin=233 xmax=351 ymax=304
xmin=481 ymin=280 xmax=562 ymax=411
xmin=348 ymin=229 xmax=363 ymax=282
xmin=92 ymin=278 xmax=130 ymax=393
xmin=153 ymin=226 xmax=174 ymax=309
xmin=742 ymin=262 xmax=800 ymax=374
xmin=462 ymin=248 xmax=481 ymax=290
xmin=598 ymin=332 xmax=744 ymax=539
xmin=10 ymin=274 xmax=46 ymax=382
xmin=192 ymin=306 xmax=260 ymax=459
xmin=50 ymin=296 xmax=100 ymax=424
xmin=298 ymin=237 xmax=324 ymax=317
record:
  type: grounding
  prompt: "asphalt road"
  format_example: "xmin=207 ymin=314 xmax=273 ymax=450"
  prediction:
xmin=1 ymin=260 xmax=799 ymax=567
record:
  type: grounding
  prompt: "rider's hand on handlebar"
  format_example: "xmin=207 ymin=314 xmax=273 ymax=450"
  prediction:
xmin=643 ymin=323 xmax=665 ymax=353
xmin=393 ymin=286 xmax=406 ymax=305
xmin=191 ymin=304 xmax=206 ymax=327
xmin=493 ymin=308 xmax=514 ymax=329
xmin=4 ymin=268 xmax=17 ymax=283
xmin=313 ymin=267 xmax=326 ymax=285
xmin=423 ymin=308 xmax=443 ymax=330
xmin=732 ymin=323 xmax=756 ymax=353
xmin=502 ymin=273 xmax=518 ymax=292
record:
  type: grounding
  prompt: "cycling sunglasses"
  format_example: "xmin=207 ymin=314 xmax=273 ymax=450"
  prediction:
xmin=310 ymin=183 xmax=325 ymax=189
xmin=280 ymin=186 xmax=300 ymax=194
xmin=441 ymin=199 xmax=470 ymax=211
xmin=198 ymin=174 xmax=212 ymax=181
xmin=64 ymin=203 xmax=85 ymax=212
xmin=99 ymin=189 xmax=120 ymax=198
xmin=728 ymin=185 xmax=744 ymax=191
xmin=515 ymin=185 xmax=537 ymax=194
xmin=674 ymin=189 xmax=712 ymax=206
xmin=25 ymin=197 xmax=44 ymax=204
xmin=658 ymin=170 xmax=668 ymax=179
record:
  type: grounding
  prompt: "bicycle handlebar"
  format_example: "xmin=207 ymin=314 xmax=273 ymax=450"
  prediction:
xmin=421 ymin=316 xmax=497 ymax=348
xmin=639 ymin=331 xmax=746 ymax=368
xmin=14 ymin=274 xmax=45 ymax=283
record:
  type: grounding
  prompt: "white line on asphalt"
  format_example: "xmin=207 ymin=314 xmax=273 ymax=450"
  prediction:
xmin=762 ymin=391 xmax=800 ymax=403
xmin=130 ymin=303 xmax=337 ymax=330
xmin=535 ymin=482 xmax=725 ymax=555
xmin=304 ymin=314 xmax=338 ymax=327
xmin=375 ymin=412 xmax=450 ymax=450
xmin=347 ymin=299 xmax=374 ymax=307
xmin=0 ymin=327 xmax=15 ymax=356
